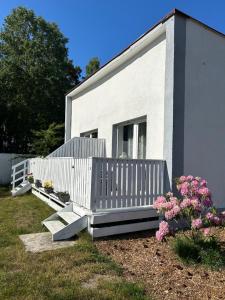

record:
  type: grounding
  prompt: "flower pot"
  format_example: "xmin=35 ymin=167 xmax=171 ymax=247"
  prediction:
xmin=56 ymin=192 xmax=70 ymax=203
xmin=35 ymin=180 xmax=42 ymax=188
xmin=44 ymin=187 xmax=54 ymax=194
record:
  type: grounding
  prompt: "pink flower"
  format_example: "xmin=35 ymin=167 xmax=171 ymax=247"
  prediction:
xmin=192 ymin=218 xmax=203 ymax=229
xmin=159 ymin=221 xmax=170 ymax=234
xmin=165 ymin=205 xmax=181 ymax=220
xmin=187 ymin=175 xmax=194 ymax=181
xmin=156 ymin=221 xmax=170 ymax=241
xmin=213 ymin=216 xmax=221 ymax=225
xmin=170 ymin=197 xmax=179 ymax=206
xmin=202 ymin=228 xmax=210 ymax=236
xmin=162 ymin=201 xmax=174 ymax=210
xmin=173 ymin=205 xmax=181 ymax=215
xmin=180 ymin=198 xmax=192 ymax=209
xmin=191 ymin=197 xmax=202 ymax=211
xmin=200 ymin=179 xmax=207 ymax=187
xmin=156 ymin=230 xmax=164 ymax=241
xmin=180 ymin=187 xmax=188 ymax=196
xmin=198 ymin=187 xmax=210 ymax=197
xmin=179 ymin=176 xmax=187 ymax=183
xmin=180 ymin=182 xmax=189 ymax=196
xmin=153 ymin=196 xmax=166 ymax=210
xmin=206 ymin=212 xmax=214 ymax=221
xmin=192 ymin=180 xmax=199 ymax=188
xmin=165 ymin=209 xmax=174 ymax=220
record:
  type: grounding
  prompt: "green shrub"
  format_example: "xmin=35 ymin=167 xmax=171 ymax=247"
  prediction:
xmin=173 ymin=236 xmax=201 ymax=263
xmin=172 ymin=235 xmax=225 ymax=269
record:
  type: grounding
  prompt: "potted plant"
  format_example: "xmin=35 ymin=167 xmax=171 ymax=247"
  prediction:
xmin=56 ymin=191 xmax=70 ymax=203
xmin=27 ymin=174 xmax=34 ymax=184
xmin=35 ymin=179 xmax=42 ymax=188
xmin=43 ymin=180 xmax=54 ymax=194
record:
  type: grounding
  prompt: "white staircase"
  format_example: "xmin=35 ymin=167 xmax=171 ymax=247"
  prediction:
xmin=11 ymin=159 xmax=31 ymax=196
xmin=42 ymin=203 xmax=88 ymax=241
xmin=11 ymin=181 xmax=31 ymax=197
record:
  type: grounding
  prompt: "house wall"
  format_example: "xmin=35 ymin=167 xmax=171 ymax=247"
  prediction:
xmin=182 ymin=19 xmax=225 ymax=208
xmin=70 ymin=33 xmax=166 ymax=159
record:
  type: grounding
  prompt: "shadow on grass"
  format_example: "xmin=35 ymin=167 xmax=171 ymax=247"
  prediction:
xmin=172 ymin=234 xmax=225 ymax=270
xmin=0 ymin=185 xmax=11 ymax=198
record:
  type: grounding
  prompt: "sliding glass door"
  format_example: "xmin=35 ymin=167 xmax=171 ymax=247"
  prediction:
xmin=115 ymin=119 xmax=146 ymax=159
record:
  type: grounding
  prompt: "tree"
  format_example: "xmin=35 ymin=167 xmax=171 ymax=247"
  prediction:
xmin=31 ymin=123 xmax=64 ymax=156
xmin=85 ymin=57 xmax=100 ymax=77
xmin=0 ymin=7 xmax=81 ymax=153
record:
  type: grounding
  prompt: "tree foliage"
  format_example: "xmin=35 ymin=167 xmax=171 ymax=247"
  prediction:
xmin=85 ymin=57 xmax=100 ymax=77
xmin=31 ymin=123 xmax=64 ymax=156
xmin=0 ymin=7 xmax=81 ymax=153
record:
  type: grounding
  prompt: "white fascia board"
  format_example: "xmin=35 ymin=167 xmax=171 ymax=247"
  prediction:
xmin=67 ymin=23 xmax=166 ymax=99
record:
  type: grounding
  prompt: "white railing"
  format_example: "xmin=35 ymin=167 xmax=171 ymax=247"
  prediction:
xmin=29 ymin=157 xmax=165 ymax=211
xmin=91 ymin=158 xmax=165 ymax=211
xmin=48 ymin=137 xmax=106 ymax=158
xmin=29 ymin=157 xmax=93 ymax=209
xmin=11 ymin=159 xmax=30 ymax=189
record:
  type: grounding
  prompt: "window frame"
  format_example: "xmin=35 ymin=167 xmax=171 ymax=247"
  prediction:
xmin=80 ymin=129 xmax=98 ymax=138
xmin=112 ymin=116 xmax=147 ymax=159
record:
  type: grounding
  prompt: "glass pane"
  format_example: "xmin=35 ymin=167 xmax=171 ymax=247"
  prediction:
xmin=122 ymin=124 xmax=133 ymax=158
xmin=91 ymin=131 xmax=98 ymax=138
xmin=138 ymin=122 xmax=146 ymax=159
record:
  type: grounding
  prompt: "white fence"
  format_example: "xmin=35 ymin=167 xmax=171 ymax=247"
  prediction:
xmin=0 ymin=153 xmax=30 ymax=185
xmin=91 ymin=158 xmax=165 ymax=210
xmin=30 ymin=157 xmax=93 ymax=209
xmin=48 ymin=137 xmax=106 ymax=158
xmin=11 ymin=159 xmax=30 ymax=189
xmin=29 ymin=157 xmax=165 ymax=211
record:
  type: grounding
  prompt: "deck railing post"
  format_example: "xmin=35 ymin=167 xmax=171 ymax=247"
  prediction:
xmin=23 ymin=161 xmax=26 ymax=182
xmin=90 ymin=157 xmax=97 ymax=212
xmin=12 ymin=166 xmax=15 ymax=189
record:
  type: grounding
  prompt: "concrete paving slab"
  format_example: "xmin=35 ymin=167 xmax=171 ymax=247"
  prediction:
xmin=19 ymin=232 xmax=76 ymax=253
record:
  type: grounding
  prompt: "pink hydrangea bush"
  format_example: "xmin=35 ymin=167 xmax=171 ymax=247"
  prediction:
xmin=154 ymin=175 xmax=225 ymax=242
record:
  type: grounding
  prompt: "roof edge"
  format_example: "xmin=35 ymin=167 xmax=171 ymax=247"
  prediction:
xmin=66 ymin=8 xmax=177 ymax=97
xmin=66 ymin=8 xmax=225 ymax=97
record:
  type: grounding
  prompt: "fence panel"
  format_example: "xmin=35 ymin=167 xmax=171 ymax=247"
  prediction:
xmin=92 ymin=158 xmax=165 ymax=210
xmin=48 ymin=137 xmax=106 ymax=158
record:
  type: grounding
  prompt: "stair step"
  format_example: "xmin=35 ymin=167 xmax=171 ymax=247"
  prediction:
xmin=43 ymin=220 xmax=65 ymax=234
xmin=57 ymin=212 xmax=80 ymax=224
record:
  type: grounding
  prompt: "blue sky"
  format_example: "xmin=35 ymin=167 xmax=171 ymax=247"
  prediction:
xmin=1 ymin=0 xmax=225 ymax=75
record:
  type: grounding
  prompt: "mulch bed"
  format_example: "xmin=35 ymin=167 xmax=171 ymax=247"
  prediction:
xmin=95 ymin=228 xmax=225 ymax=300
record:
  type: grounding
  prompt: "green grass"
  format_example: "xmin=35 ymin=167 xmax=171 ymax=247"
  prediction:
xmin=0 ymin=187 xmax=149 ymax=300
xmin=172 ymin=234 xmax=225 ymax=270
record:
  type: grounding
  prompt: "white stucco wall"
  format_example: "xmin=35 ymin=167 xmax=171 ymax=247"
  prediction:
xmin=183 ymin=19 xmax=225 ymax=207
xmin=70 ymin=33 xmax=166 ymax=159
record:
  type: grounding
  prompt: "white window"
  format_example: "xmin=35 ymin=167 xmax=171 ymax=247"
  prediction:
xmin=80 ymin=129 xmax=98 ymax=138
xmin=114 ymin=118 xmax=146 ymax=159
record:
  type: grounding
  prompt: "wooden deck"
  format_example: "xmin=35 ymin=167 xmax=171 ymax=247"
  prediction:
xmin=29 ymin=157 xmax=165 ymax=211
xmin=12 ymin=154 xmax=165 ymax=238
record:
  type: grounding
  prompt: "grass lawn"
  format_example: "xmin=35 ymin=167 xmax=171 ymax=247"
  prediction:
xmin=0 ymin=187 xmax=148 ymax=300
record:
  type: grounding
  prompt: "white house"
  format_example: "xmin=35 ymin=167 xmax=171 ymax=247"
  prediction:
xmin=65 ymin=9 xmax=225 ymax=209
xmin=12 ymin=9 xmax=225 ymax=240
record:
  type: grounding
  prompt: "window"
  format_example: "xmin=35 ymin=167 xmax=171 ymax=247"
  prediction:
xmin=80 ymin=129 xmax=98 ymax=138
xmin=114 ymin=118 xmax=146 ymax=159
xmin=138 ymin=121 xmax=146 ymax=159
